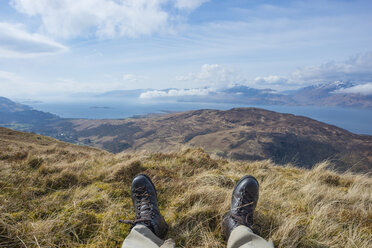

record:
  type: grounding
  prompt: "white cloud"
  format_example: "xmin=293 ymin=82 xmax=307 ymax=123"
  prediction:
xmin=290 ymin=52 xmax=372 ymax=84
xmin=334 ymin=83 xmax=372 ymax=96
xmin=10 ymin=0 xmax=169 ymax=39
xmin=140 ymin=90 xmax=167 ymax=98
xmin=10 ymin=0 xmax=208 ymax=39
xmin=176 ymin=64 xmax=246 ymax=88
xmin=175 ymin=0 xmax=209 ymax=10
xmin=254 ymin=75 xmax=288 ymax=85
xmin=0 ymin=22 xmax=68 ymax=58
xmin=140 ymin=88 xmax=212 ymax=98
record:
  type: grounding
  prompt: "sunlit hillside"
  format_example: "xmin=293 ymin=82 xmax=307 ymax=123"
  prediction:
xmin=0 ymin=127 xmax=371 ymax=248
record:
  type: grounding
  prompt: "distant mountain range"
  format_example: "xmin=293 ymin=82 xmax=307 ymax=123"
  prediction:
xmin=95 ymin=81 xmax=372 ymax=109
xmin=291 ymin=81 xmax=372 ymax=108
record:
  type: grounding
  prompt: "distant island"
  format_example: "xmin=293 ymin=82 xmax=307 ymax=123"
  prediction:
xmin=90 ymin=106 xmax=112 ymax=109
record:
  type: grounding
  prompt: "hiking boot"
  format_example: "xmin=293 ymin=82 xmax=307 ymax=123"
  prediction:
xmin=120 ymin=174 xmax=168 ymax=239
xmin=222 ymin=175 xmax=259 ymax=240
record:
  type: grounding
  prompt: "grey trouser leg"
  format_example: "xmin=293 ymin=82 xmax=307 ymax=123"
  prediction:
xmin=227 ymin=225 xmax=274 ymax=248
xmin=122 ymin=225 xmax=175 ymax=248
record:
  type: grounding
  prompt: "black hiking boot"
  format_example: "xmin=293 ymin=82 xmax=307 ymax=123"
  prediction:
xmin=120 ymin=174 xmax=168 ymax=239
xmin=222 ymin=175 xmax=259 ymax=240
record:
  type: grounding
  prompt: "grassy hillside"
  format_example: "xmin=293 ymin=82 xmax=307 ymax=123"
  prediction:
xmin=0 ymin=127 xmax=371 ymax=247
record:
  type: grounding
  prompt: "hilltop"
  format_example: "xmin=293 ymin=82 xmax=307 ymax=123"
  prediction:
xmin=0 ymin=127 xmax=371 ymax=247
xmin=60 ymin=108 xmax=372 ymax=172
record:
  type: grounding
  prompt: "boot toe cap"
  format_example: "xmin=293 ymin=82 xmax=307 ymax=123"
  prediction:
xmin=132 ymin=174 xmax=156 ymax=193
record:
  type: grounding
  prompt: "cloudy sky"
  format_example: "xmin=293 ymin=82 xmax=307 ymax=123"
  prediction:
xmin=1 ymin=0 xmax=372 ymax=98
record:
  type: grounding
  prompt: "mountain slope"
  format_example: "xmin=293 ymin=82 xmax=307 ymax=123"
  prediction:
xmin=0 ymin=97 xmax=32 ymax=112
xmin=0 ymin=127 xmax=370 ymax=247
xmin=291 ymin=82 xmax=372 ymax=108
xmin=0 ymin=96 xmax=60 ymax=131
xmin=61 ymin=108 xmax=372 ymax=172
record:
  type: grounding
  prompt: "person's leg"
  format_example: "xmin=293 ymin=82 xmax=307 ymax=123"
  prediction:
xmin=222 ymin=176 xmax=273 ymax=248
xmin=122 ymin=225 xmax=164 ymax=248
xmin=227 ymin=225 xmax=274 ymax=248
xmin=121 ymin=174 xmax=175 ymax=248
xmin=122 ymin=225 xmax=175 ymax=248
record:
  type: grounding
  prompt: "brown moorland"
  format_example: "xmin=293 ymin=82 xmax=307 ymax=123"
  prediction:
xmin=51 ymin=108 xmax=372 ymax=172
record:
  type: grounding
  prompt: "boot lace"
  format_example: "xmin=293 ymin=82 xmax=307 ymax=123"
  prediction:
xmin=231 ymin=190 xmax=255 ymax=227
xmin=119 ymin=186 xmax=155 ymax=228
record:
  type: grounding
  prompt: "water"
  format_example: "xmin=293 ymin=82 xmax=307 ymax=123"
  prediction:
xmin=28 ymin=97 xmax=372 ymax=135
xmin=258 ymin=105 xmax=372 ymax=135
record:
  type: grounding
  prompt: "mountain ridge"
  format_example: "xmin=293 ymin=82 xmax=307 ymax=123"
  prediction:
xmin=58 ymin=107 xmax=372 ymax=172
xmin=0 ymin=96 xmax=32 ymax=112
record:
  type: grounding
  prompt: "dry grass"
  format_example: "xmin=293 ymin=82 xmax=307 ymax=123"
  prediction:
xmin=0 ymin=129 xmax=371 ymax=247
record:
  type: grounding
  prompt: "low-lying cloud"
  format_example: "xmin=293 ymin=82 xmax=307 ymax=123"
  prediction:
xmin=254 ymin=76 xmax=288 ymax=85
xmin=140 ymin=88 xmax=212 ymax=99
xmin=334 ymin=83 xmax=372 ymax=96
xmin=0 ymin=22 xmax=68 ymax=58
